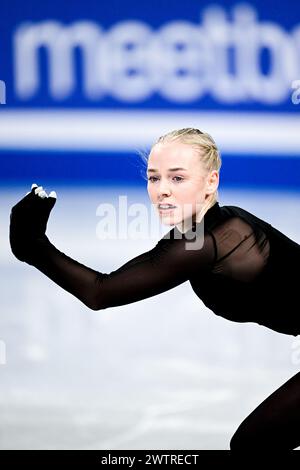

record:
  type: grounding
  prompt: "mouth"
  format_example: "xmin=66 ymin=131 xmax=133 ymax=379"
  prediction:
xmin=158 ymin=204 xmax=177 ymax=214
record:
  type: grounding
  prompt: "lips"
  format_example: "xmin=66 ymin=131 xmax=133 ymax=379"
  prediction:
xmin=158 ymin=204 xmax=177 ymax=215
xmin=158 ymin=204 xmax=177 ymax=209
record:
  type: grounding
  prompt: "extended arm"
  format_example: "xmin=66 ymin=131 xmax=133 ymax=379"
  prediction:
xmin=9 ymin=185 xmax=216 ymax=310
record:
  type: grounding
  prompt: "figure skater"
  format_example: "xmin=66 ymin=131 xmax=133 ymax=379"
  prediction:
xmin=9 ymin=128 xmax=300 ymax=450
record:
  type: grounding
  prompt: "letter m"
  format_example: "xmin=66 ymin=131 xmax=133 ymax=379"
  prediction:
xmin=14 ymin=21 xmax=102 ymax=100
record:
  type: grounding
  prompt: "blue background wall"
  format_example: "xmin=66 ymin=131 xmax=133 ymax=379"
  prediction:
xmin=0 ymin=0 xmax=300 ymax=189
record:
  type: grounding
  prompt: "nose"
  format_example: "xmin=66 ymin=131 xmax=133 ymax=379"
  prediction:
xmin=157 ymin=180 xmax=171 ymax=198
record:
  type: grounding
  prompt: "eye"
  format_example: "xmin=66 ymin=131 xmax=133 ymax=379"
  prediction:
xmin=173 ymin=176 xmax=184 ymax=182
xmin=147 ymin=175 xmax=184 ymax=182
xmin=147 ymin=176 xmax=159 ymax=182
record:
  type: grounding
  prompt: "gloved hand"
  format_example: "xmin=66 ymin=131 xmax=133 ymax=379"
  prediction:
xmin=10 ymin=183 xmax=57 ymax=262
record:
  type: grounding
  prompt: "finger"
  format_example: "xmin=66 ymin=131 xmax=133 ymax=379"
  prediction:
xmin=47 ymin=192 xmax=57 ymax=211
xmin=22 ymin=183 xmax=39 ymax=201
xmin=34 ymin=186 xmax=44 ymax=195
xmin=28 ymin=183 xmax=39 ymax=196
xmin=25 ymin=183 xmax=38 ymax=197
xmin=38 ymin=190 xmax=48 ymax=199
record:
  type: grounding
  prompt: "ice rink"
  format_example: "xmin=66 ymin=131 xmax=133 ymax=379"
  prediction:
xmin=1 ymin=185 xmax=300 ymax=449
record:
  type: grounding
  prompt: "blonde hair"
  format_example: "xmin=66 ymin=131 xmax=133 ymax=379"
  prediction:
xmin=139 ymin=127 xmax=222 ymax=210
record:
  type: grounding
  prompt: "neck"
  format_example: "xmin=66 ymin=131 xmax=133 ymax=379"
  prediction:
xmin=175 ymin=197 xmax=216 ymax=234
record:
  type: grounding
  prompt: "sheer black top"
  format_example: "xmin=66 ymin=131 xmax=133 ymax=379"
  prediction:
xmin=28 ymin=201 xmax=300 ymax=336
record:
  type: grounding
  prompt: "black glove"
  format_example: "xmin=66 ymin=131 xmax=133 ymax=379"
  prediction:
xmin=10 ymin=183 xmax=57 ymax=262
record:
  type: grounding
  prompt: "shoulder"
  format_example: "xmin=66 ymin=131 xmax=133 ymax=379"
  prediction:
xmin=218 ymin=204 xmax=273 ymax=231
xmin=213 ymin=205 xmax=275 ymax=254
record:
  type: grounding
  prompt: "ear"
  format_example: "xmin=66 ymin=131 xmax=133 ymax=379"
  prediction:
xmin=206 ymin=170 xmax=219 ymax=194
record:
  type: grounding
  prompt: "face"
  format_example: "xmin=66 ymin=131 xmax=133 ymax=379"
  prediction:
xmin=147 ymin=141 xmax=219 ymax=227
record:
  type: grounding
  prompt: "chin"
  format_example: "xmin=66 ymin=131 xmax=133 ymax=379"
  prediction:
xmin=159 ymin=215 xmax=182 ymax=226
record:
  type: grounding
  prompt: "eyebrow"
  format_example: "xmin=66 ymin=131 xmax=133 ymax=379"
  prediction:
xmin=147 ymin=167 xmax=188 ymax=173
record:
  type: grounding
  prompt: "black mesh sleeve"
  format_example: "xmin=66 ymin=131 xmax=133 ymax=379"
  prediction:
xmin=25 ymin=228 xmax=216 ymax=310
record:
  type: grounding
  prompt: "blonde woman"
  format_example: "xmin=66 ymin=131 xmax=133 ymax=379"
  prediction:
xmin=9 ymin=128 xmax=300 ymax=449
